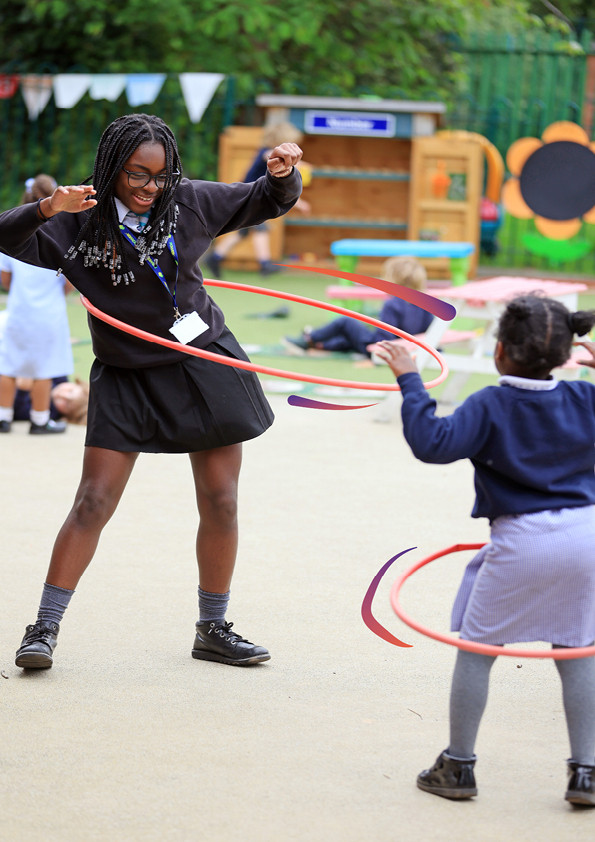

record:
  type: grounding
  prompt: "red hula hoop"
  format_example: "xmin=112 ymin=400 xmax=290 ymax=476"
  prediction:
xmin=79 ymin=278 xmax=448 ymax=392
xmin=390 ymin=543 xmax=595 ymax=660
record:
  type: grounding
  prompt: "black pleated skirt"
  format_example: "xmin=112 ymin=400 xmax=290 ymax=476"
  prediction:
xmin=85 ymin=327 xmax=274 ymax=453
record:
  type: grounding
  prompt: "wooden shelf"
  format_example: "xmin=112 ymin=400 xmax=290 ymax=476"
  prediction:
xmin=311 ymin=167 xmax=410 ymax=181
xmin=284 ymin=217 xmax=407 ymax=230
xmin=418 ymin=199 xmax=469 ymax=211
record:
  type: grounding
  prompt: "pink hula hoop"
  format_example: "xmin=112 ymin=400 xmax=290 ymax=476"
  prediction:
xmin=79 ymin=277 xmax=448 ymax=392
xmin=390 ymin=544 xmax=595 ymax=660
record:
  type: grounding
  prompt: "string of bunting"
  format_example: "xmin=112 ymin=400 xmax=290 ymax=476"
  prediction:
xmin=0 ymin=72 xmax=225 ymax=122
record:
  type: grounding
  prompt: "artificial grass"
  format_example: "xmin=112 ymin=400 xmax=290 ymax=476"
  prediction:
xmin=15 ymin=269 xmax=595 ymax=405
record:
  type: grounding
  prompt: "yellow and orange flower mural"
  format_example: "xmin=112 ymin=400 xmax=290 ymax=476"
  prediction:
xmin=502 ymin=121 xmax=595 ymax=240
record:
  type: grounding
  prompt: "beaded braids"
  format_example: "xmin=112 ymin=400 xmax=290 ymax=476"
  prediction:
xmin=65 ymin=114 xmax=182 ymax=286
xmin=497 ymin=294 xmax=595 ymax=376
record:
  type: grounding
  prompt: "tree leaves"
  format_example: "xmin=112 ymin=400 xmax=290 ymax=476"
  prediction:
xmin=1 ymin=0 xmax=587 ymax=98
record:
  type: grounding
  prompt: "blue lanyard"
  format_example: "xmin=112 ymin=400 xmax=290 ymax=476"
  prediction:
xmin=120 ymin=224 xmax=181 ymax=317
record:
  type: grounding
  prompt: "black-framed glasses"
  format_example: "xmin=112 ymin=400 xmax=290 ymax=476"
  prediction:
xmin=121 ymin=168 xmax=181 ymax=190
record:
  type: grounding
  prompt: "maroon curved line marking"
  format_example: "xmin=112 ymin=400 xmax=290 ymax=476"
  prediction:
xmin=280 ymin=264 xmax=456 ymax=321
xmin=287 ymin=395 xmax=377 ymax=410
xmin=361 ymin=548 xmax=416 ymax=648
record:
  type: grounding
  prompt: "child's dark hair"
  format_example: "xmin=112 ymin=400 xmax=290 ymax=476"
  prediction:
xmin=497 ymin=294 xmax=595 ymax=376
xmin=65 ymin=114 xmax=183 ymax=285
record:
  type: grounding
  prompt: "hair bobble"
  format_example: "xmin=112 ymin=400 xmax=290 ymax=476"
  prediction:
xmin=568 ymin=309 xmax=595 ymax=337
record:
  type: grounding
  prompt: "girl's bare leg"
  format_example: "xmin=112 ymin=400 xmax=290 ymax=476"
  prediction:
xmin=30 ymin=378 xmax=53 ymax=412
xmin=46 ymin=447 xmax=139 ymax=589
xmin=188 ymin=443 xmax=242 ymax=592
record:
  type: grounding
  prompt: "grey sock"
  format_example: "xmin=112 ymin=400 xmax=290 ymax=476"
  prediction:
xmin=36 ymin=582 xmax=75 ymax=626
xmin=449 ymin=649 xmax=497 ymax=759
xmin=554 ymin=645 xmax=595 ymax=765
xmin=198 ymin=587 xmax=230 ymax=624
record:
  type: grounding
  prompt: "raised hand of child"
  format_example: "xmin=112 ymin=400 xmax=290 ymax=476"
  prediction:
xmin=40 ymin=185 xmax=97 ymax=219
xmin=267 ymin=143 xmax=303 ymax=178
xmin=374 ymin=340 xmax=419 ymax=377
xmin=574 ymin=340 xmax=595 ymax=369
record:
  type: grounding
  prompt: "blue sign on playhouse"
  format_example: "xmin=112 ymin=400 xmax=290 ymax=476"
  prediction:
xmin=305 ymin=110 xmax=396 ymax=137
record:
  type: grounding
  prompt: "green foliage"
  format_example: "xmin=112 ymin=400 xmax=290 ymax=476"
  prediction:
xmin=2 ymin=0 xmax=563 ymax=101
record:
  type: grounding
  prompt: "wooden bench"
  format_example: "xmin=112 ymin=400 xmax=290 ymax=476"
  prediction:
xmin=330 ymin=238 xmax=475 ymax=286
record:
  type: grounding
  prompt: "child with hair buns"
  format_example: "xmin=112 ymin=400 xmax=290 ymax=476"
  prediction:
xmin=375 ymin=293 xmax=595 ymax=807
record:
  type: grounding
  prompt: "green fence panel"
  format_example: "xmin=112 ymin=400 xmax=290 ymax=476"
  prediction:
xmin=446 ymin=29 xmax=594 ymax=276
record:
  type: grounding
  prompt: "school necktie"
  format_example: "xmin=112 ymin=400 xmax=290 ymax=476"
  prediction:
xmin=123 ymin=211 xmax=150 ymax=232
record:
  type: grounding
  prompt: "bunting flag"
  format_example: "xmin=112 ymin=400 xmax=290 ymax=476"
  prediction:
xmin=88 ymin=74 xmax=127 ymax=102
xmin=179 ymin=73 xmax=224 ymax=123
xmin=53 ymin=74 xmax=92 ymax=109
xmin=0 ymin=75 xmax=19 ymax=99
xmin=10 ymin=72 xmax=224 ymax=122
xmin=125 ymin=74 xmax=166 ymax=107
xmin=20 ymin=75 xmax=53 ymax=120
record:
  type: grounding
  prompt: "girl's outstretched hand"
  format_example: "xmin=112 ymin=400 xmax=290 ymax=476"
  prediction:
xmin=267 ymin=143 xmax=303 ymax=177
xmin=574 ymin=340 xmax=595 ymax=369
xmin=42 ymin=185 xmax=97 ymax=217
xmin=373 ymin=340 xmax=419 ymax=377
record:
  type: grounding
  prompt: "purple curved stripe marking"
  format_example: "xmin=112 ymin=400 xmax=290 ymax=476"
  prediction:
xmin=361 ymin=548 xmax=416 ymax=648
xmin=281 ymin=264 xmax=456 ymax=321
xmin=287 ymin=395 xmax=377 ymax=410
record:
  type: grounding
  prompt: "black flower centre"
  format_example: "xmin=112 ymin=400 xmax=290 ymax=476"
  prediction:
xmin=519 ymin=140 xmax=595 ymax=221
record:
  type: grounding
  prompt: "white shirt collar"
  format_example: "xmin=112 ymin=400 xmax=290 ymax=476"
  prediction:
xmin=114 ymin=196 xmax=151 ymax=232
xmin=114 ymin=197 xmax=130 ymax=224
xmin=499 ymin=374 xmax=558 ymax=391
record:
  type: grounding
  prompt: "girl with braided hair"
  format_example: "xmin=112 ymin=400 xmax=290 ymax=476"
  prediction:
xmin=376 ymin=294 xmax=595 ymax=806
xmin=0 ymin=113 xmax=303 ymax=670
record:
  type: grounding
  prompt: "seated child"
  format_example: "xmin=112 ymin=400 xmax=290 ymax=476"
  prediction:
xmin=284 ymin=256 xmax=432 ymax=355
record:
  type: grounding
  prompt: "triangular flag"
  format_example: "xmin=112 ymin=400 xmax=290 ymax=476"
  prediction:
xmin=179 ymin=73 xmax=224 ymax=123
xmin=53 ymin=74 xmax=92 ymax=109
xmin=0 ymin=75 xmax=19 ymax=99
xmin=20 ymin=75 xmax=53 ymax=120
xmin=125 ymin=74 xmax=166 ymax=107
xmin=88 ymin=74 xmax=127 ymax=102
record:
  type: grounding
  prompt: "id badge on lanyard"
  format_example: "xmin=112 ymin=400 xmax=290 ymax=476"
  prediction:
xmin=119 ymin=225 xmax=209 ymax=344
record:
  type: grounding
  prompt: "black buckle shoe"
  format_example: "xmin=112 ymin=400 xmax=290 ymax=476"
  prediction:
xmin=192 ymin=620 xmax=270 ymax=666
xmin=29 ymin=419 xmax=67 ymax=435
xmin=15 ymin=621 xmax=60 ymax=669
xmin=0 ymin=419 xmax=11 ymax=433
xmin=565 ymin=761 xmax=595 ymax=806
xmin=417 ymin=750 xmax=478 ymax=800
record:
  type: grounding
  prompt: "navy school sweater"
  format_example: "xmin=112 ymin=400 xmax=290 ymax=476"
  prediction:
xmin=397 ymin=371 xmax=595 ymax=521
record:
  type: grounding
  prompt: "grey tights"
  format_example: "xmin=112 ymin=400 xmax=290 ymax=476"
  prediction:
xmin=448 ymin=648 xmax=595 ymax=764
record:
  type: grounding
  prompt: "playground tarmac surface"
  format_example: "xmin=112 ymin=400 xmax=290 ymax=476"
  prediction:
xmin=1 ymin=394 xmax=592 ymax=841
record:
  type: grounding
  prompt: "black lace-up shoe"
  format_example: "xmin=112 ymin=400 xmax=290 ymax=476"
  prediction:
xmin=29 ymin=419 xmax=66 ymax=435
xmin=192 ymin=620 xmax=270 ymax=666
xmin=417 ymin=750 xmax=478 ymax=799
xmin=0 ymin=420 xmax=11 ymax=433
xmin=565 ymin=761 xmax=595 ymax=806
xmin=15 ymin=621 xmax=60 ymax=669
